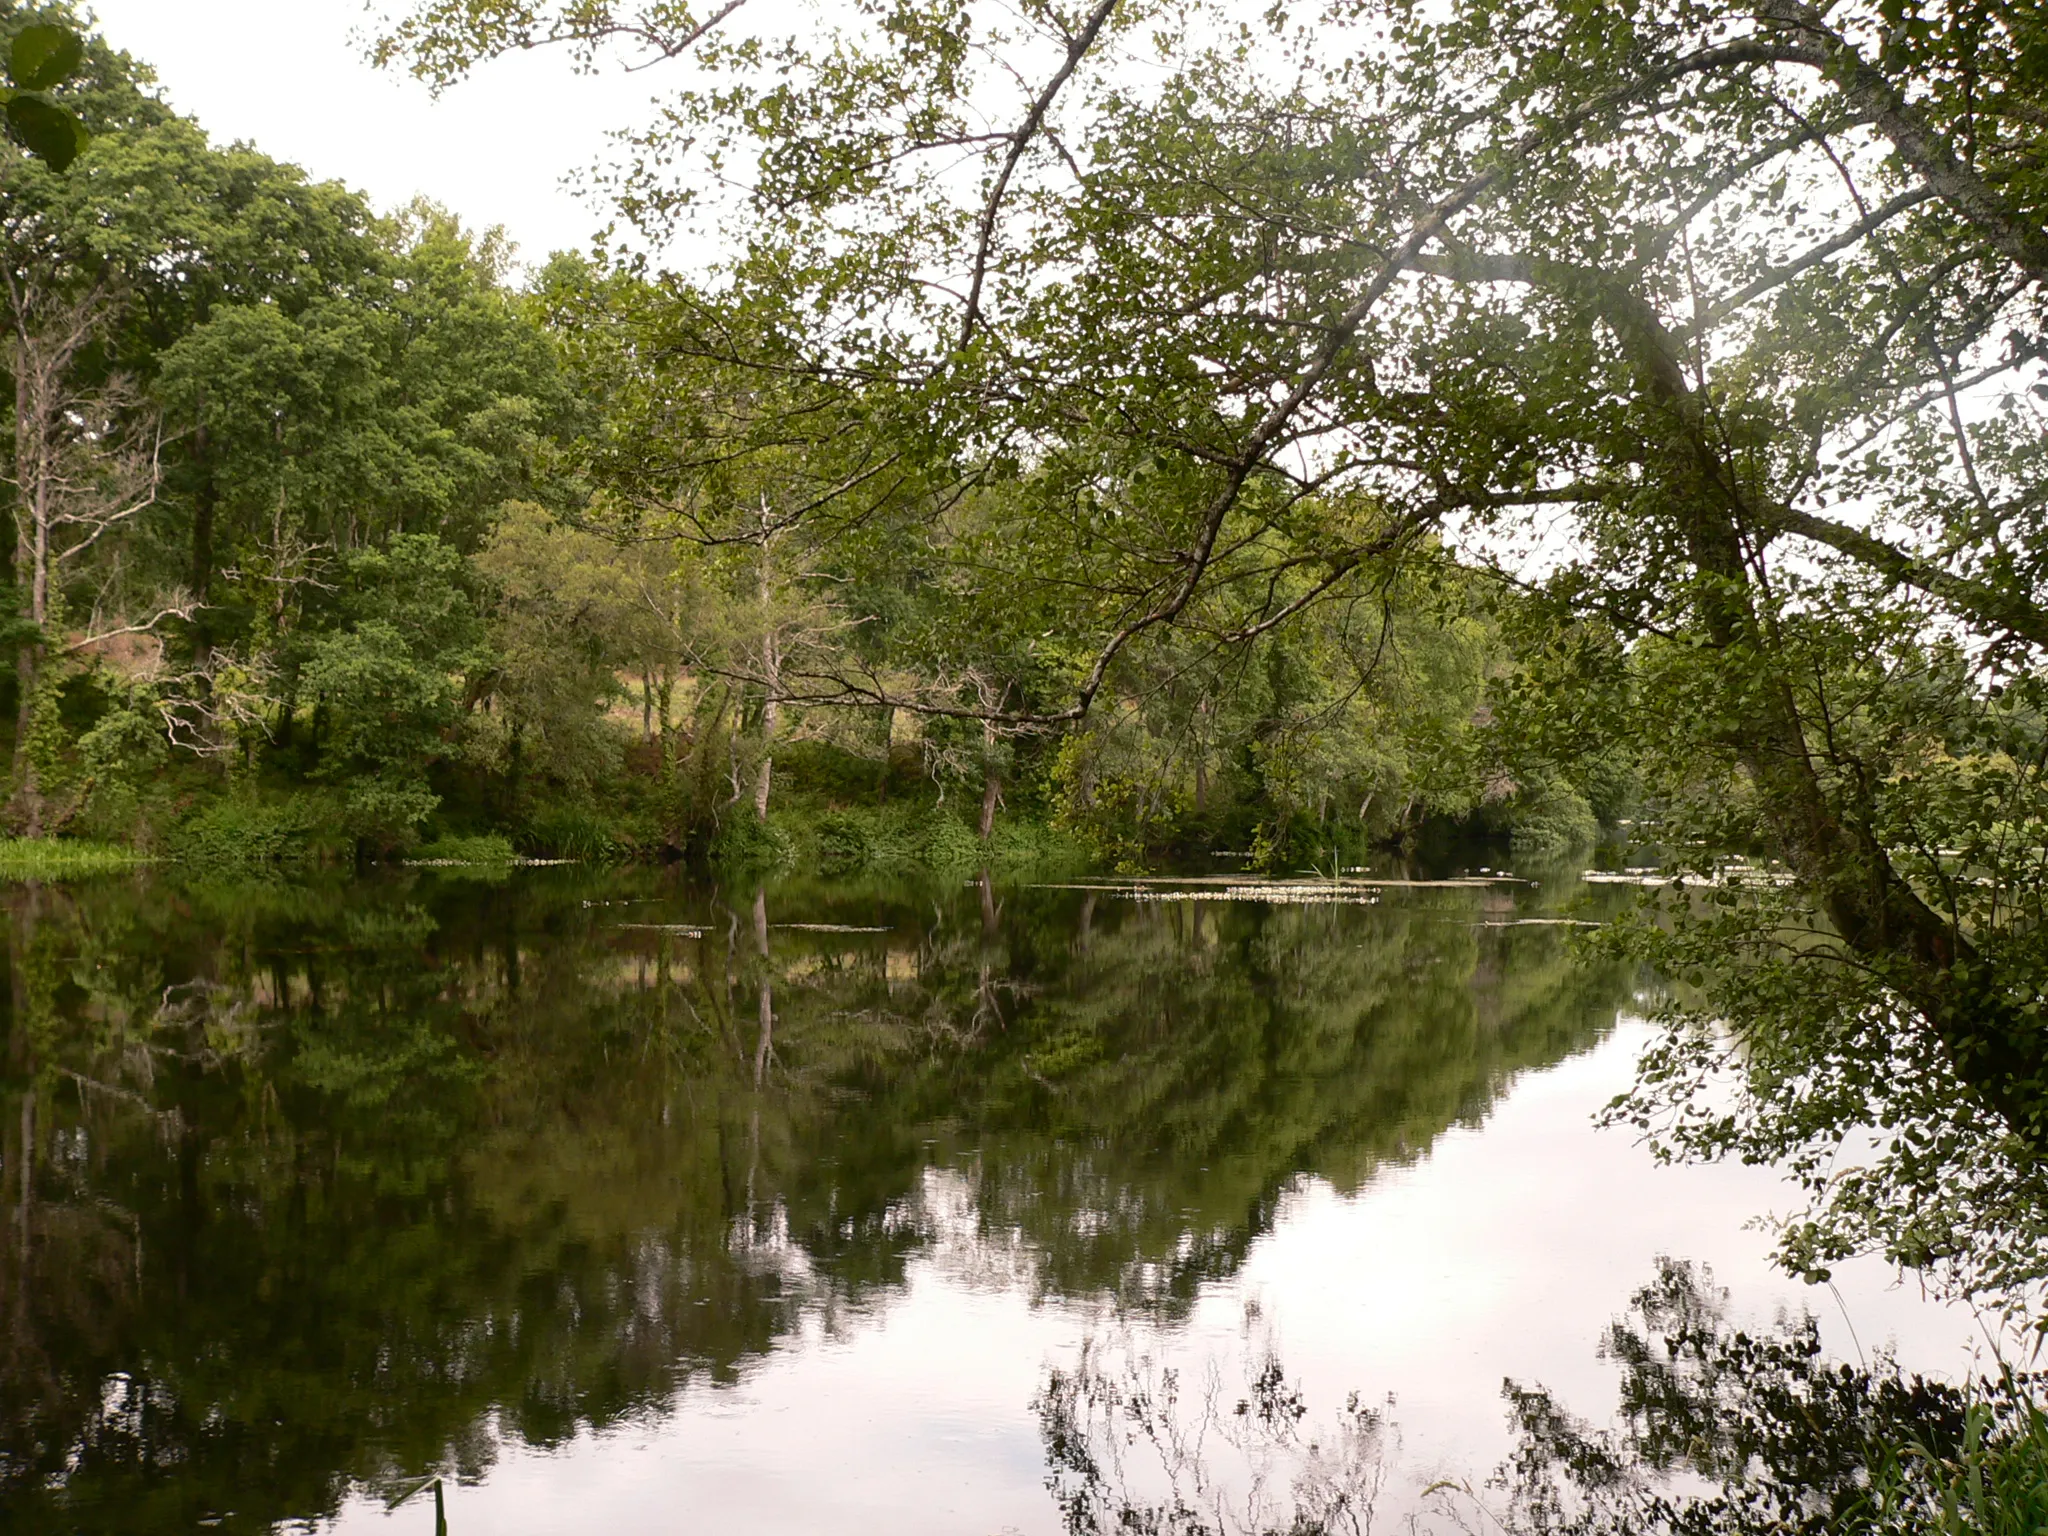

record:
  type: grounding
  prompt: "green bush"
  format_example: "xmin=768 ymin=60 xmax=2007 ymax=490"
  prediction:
xmin=917 ymin=812 xmax=984 ymax=872
xmin=779 ymin=801 xmax=1085 ymax=876
xmin=708 ymin=810 xmax=794 ymax=871
xmin=1851 ymin=1379 xmax=2048 ymax=1535
xmin=519 ymin=801 xmax=626 ymax=861
xmin=168 ymin=794 xmax=344 ymax=872
xmin=341 ymin=774 xmax=441 ymax=854
xmin=814 ymin=810 xmax=874 ymax=872
xmin=1508 ymin=774 xmax=1599 ymax=854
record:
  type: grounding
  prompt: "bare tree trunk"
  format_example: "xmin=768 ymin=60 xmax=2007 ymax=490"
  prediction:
xmin=979 ymin=765 xmax=1001 ymax=841
xmin=754 ymin=627 xmax=779 ymax=823
xmin=656 ymin=668 xmax=674 ymax=767
xmin=188 ymin=423 xmax=215 ymax=669
xmin=11 ymin=343 xmax=46 ymax=835
xmin=12 ymin=464 xmax=49 ymax=838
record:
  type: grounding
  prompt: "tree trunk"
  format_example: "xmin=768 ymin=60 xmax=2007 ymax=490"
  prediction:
xmin=754 ymin=628 xmax=779 ymax=823
xmin=11 ymin=349 xmax=48 ymax=837
xmin=656 ymin=669 xmax=675 ymax=768
xmin=1619 ymin=293 xmax=2048 ymax=1144
xmin=189 ymin=422 xmax=216 ymax=668
xmin=979 ymin=766 xmax=1001 ymax=841
xmin=11 ymin=465 xmax=49 ymax=838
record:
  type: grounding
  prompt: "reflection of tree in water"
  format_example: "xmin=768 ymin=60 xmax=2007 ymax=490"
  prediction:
xmin=955 ymin=894 xmax=1636 ymax=1309
xmin=1037 ymin=1262 xmax=2046 ymax=1535
xmin=1037 ymin=1327 xmax=1391 ymax=1536
xmin=0 ymin=868 xmax=1632 ymax=1532
xmin=1470 ymin=1260 xmax=2048 ymax=1535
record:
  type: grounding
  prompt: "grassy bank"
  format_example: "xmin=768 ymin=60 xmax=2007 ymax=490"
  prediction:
xmin=0 ymin=837 xmax=152 ymax=879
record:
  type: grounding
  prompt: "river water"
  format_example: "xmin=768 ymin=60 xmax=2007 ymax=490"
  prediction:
xmin=0 ymin=863 xmax=1993 ymax=1533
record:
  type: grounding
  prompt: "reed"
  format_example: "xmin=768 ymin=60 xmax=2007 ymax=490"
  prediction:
xmin=0 ymin=837 xmax=151 ymax=879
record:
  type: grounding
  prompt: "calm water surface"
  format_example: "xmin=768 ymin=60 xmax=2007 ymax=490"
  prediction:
xmin=0 ymin=864 xmax=1988 ymax=1533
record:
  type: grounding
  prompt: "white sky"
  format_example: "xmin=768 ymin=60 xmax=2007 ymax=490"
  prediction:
xmin=85 ymin=0 xmax=641 ymax=266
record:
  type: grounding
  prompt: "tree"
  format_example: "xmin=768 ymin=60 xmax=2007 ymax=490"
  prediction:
xmin=474 ymin=499 xmax=681 ymax=797
xmin=541 ymin=261 xmax=948 ymax=826
xmin=300 ymin=535 xmax=490 ymax=851
xmin=374 ymin=0 xmax=2048 ymax=1302
xmin=1 ymin=273 xmax=168 ymax=831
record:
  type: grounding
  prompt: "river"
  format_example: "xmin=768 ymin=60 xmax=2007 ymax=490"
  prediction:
xmin=0 ymin=862 xmax=1992 ymax=1533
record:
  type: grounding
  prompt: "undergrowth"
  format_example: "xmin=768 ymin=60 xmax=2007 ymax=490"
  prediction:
xmin=717 ymin=802 xmax=1086 ymax=876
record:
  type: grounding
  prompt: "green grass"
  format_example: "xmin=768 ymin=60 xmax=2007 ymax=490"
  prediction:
xmin=0 ymin=836 xmax=152 ymax=879
xmin=1850 ymin=1379 xmax=2048 ymax=1535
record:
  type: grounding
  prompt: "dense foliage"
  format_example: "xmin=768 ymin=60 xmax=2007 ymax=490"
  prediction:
xmin=0 ymin=0 xmax=1627 ymax=879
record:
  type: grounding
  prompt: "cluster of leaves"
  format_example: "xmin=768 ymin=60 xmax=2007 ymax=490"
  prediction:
xmin=1 ymin=20 xmax=86 ymax=168
xmin=1473 ymin=1259 xmax=2048 ymax=1536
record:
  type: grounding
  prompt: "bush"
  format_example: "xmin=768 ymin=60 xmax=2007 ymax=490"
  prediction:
xmin=777 ymin=801 xmax=1085 ymax=876
xmin=1508 ymin=774 xmax=1599 ymax=854
xmin=341 ymin=774 xmax=441 ymax=855
xmin=519 ymin=801 xmax=626 ymax=861
xmin=168 ymin=793 xmax=344 ymax=872
xmin=708 ymin=809 xmax=794 ymax=871
xmin=1851 ymin=1378 xmax=2048 ymax=1536
xmin=814 ymin=810 xmax=874 ymax=872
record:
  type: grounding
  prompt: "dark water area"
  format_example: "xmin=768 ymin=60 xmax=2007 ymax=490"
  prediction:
xmin=0 ymin=863 xmax=1984 ymax=1533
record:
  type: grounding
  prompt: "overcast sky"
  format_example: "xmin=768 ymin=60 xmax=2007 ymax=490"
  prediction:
xmin=86 ymin=0 xmax=640 ymax=266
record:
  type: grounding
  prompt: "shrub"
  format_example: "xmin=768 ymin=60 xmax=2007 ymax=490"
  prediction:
xmin=168 ymin=794 xmax=343 ymax=872
xmin=1508 ymin=774 xmax=1599 ymax=855
xmin=519 ymin=801 xmax=626 ymax=861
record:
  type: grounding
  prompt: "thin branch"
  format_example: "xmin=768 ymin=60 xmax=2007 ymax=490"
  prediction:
xmin=958 ymin=0 xmax=1121 ymax=349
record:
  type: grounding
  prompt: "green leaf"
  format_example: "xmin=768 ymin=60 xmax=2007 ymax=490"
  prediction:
xmin=6 ymin=93 xmax=88 ymax=170
xmin=8 ymin=23 xmax=83 ymax=91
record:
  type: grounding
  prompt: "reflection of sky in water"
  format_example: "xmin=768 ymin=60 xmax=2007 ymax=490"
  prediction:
xmin=324 ymin=1018 xmax=1985 ymax=1535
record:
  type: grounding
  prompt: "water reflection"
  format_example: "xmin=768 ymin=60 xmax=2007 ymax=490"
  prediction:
xmin=0 ymin=865 xmax=1634 ymax=1532
xmin=1036 ymin=1259 xmax=2027 ymax=1536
